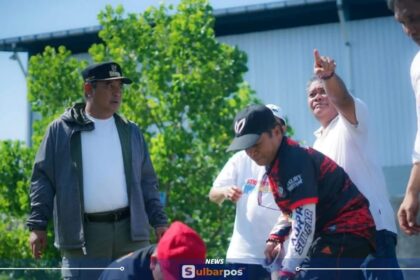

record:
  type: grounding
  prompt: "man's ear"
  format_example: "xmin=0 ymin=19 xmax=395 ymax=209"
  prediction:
xmin=274 ymin=125 xmax=283 ymax=137
xmin=281 ymin=125 xmax=287 ymax=135
xmin=84 ymin=83 xmax=93 ymax=99
xmin=84 ymin=83 xmax=92 ymax=92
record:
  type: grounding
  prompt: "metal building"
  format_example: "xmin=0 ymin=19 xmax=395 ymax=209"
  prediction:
xmin=219 ymin=16 xmax=418 ymax=197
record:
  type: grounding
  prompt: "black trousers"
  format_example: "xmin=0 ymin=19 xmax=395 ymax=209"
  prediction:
xmin=296 ymin=233 xmax=374 ymax=280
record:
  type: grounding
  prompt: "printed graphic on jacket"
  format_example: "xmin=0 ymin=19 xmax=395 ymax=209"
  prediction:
xmin=267 ymin=137 xmax=374 ymax=242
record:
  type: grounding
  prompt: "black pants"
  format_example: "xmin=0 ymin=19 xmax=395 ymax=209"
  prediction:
xmin=361 ymin=230 xmax=403 ymax=280
xmin=296 ymin=233 xmax=373 ymax=280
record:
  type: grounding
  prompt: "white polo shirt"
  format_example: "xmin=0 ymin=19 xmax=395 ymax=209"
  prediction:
xmin=411 ymin=50 xmax=420 ymax=163
xmin=313 ymin=98 xmax=397 ymax=233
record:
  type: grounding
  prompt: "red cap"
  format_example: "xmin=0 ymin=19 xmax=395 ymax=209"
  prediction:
xmin=157 ymin=221 xmax=206 ymax=280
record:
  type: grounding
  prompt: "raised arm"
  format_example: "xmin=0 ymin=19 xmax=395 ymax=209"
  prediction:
xmin=313 ymin=49 xmax=357 ymax=125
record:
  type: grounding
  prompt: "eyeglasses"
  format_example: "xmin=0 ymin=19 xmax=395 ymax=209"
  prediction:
xmin=257 ymin=174 xmax=280 ymax=211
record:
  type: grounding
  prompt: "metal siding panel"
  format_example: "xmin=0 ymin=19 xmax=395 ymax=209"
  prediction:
xmin=219 ymin=22 xmax=344 ymax=146
xmin=348 ymin=17 xmax=417 ymax=167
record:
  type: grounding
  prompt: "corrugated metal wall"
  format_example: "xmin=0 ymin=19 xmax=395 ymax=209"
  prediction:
xmin=218 ymin=16 xmax=418 ymax=195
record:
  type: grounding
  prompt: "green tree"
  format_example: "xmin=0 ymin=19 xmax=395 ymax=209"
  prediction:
xmin=27 ymin=46 xmax=87 ymax=146
xmin=0 ymin=141 xmax=33 ymax=216
xmin=0 ymin=141 xmax=59 ymax=279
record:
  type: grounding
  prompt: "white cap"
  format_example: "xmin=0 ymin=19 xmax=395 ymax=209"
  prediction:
xmin=266 ymin=104 xmax=286 ymax=124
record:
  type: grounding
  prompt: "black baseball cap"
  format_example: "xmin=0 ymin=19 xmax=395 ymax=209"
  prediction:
xmin=227 ymin=104 xmax=277 ymax=152
xmin=82 ymin=62 xmax=132 ymax=84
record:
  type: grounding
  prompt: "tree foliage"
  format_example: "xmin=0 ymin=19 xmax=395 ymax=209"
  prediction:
xmin=27 ymin=46 xmax=87 ymax=147
xmin=0 ymin=141 xmax=59 ymax=279
xmin=0 ymin=141 xmax=33 ymax=215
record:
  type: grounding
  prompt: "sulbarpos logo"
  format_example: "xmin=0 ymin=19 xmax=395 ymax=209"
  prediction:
xmin=181 ymin=265 xmax=244 ymax=278
xmin=182 ymin=265 xmax=196 ymax=278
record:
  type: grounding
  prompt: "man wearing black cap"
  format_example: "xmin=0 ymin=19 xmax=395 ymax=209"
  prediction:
xmin=228 ymin=105 xmax=375 ymax=279
xmin=27 ymin=62 xmax=168 ymax=279
xmin=209 ymin=104 xmax=288 ymax=280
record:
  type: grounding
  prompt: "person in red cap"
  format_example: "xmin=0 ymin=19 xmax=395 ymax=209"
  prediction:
xmin=99 ymin=221 xmax=206 ymax=280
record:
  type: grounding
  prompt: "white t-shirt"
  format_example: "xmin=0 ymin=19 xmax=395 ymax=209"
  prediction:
xmin=212 ymin=151 xmax=281 ymax=264
xmin=411 ymin=50 xmax=420 ymax=163
xmin=313 ymin=98 xmax=397 ymax=233
xmin=81 ymin=114 xmax=129 ymax=213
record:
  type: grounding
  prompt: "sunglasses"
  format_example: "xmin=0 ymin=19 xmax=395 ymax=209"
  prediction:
xmin=257 ymin=174 xmax=280 ymax=211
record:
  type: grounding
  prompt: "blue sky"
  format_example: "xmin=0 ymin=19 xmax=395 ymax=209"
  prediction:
xmin=0 ymin=0 xmax=274 ymax=143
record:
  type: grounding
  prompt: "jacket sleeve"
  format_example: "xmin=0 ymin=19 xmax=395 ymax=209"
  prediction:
xmin=26 ymin=123 xmax=56 ymax=230
xmin=139 ymin=132 xmax=168 ymax=228
xmin=269 ymin=213 xmax=292 ymax=243
xmin=281 ymin=203 xmax=316 ymax=275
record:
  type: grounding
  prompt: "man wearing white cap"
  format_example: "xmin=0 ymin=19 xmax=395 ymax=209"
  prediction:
xmin=209 ymin=104 xmax=287 ymax=279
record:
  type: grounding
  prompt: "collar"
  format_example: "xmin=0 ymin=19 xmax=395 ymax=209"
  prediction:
xmin=313 ymin=114 xmax=339 ymax=138
xmin=266 ymin=136 xmax=287 ymax=174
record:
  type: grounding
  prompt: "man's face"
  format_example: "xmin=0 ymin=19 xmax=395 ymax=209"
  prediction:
xmin=394 ymin=0 xmax=420 ymax=46
xmin=307 ymin=80 xmax=338 ymax=125
xmin=245 ymin=127 xmax=282 ymax=166
xmin=87 ymin=79 xmax=124 ymax=118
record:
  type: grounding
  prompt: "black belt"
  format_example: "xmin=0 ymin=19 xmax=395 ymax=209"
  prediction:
xmin=84 ymin=207 xmax=130 ymax=223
